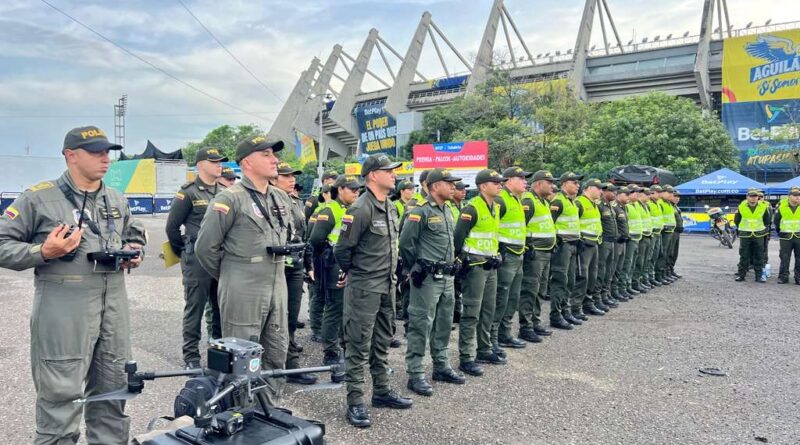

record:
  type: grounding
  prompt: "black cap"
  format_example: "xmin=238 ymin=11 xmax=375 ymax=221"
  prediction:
xmin=322 ymin=170 xmax=339 ymax=181
xmin=277 ymin=162 xmax=302 ymax=176
xmin=558 ymin=172 xmax=584 ymax=183
xmin=333 ymin=175 xmax=361 ymax=190
xmin=454 ymin=181 xmax=468 ymax=190
xmin=361 ymin=154 xmax=401 ymax=177
xmin=502 ymin=166 xmax=533 ymax=179
xmin=396 ymin=180 xmax=415 ymax=192
xmin=584 ymin=178 xmax=603 ymax=189
xmin=63 ymin=126 xmax=122 ymax=152
xmin=319 ymin=184 xmax=332 ymax=194
xmin=531 ymin=170 xmax=555 ymax=182
xmin=419 ymin=169 xmax=430 ymax=184
xmin=196 ymin=147 xmax=228 ymax=162
xmin=221 ymin=166 xmax=239 ymax=180
xmin=427 ymin=168 xmax=462 ymax=186
xmin=475 ymin=169 xmax=507 ymax=185
xmin=235 ymin=135 xmax=284 ymax=163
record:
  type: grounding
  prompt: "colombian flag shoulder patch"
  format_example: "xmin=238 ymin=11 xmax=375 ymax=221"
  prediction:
xmin=212 ymin=202 xmax=230 ymax=215
xmin=316 ymin=214 xmax=329 ymax=222
xmin=460 ymin=213 xmax=473 ymax=221
xmin=4 ymin=206 xmax=19 ymax=220
xmin=175 ymin=192 xmax=185 ymax=200
xmin=342 ymin=214 xmax=354 ymax=223
xmin=407 ymin=214 xmax=422 ymax=222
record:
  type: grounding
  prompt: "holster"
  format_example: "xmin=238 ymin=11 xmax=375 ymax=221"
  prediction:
xmin=410 ymin=263 xmax=428 ymax=288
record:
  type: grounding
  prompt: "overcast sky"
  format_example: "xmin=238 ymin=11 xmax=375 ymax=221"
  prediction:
xmin=1 ymin=0 xmax=797 ymax=157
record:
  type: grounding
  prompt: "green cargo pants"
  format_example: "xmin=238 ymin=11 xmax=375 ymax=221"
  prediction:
xmin=539 ymin=260 xmax=550 ymax=301
xmin=518 ymin=249 xmax=551 ymax=332
xmin=611 ymin=241 xmax=627 ymax=292
xmin=647 ymin=234 xmax=662 ymax=281
xmin=181 ymin=250 xmax=216 ymax=364
xmin=656 ymin=232 xmax=674 ymax=280
xmin=778 ymin=237 xmax=800 ymax=281
xmin=405 ymin=275 xmax=456 ymax=378
xmin=549 ymin=242 xmax=577 ymax=320
xmin=573 ymin=243 xmax=599 ymax=310
xmin=668 ymin=234 xmax=680 ymax=273
xmin=31 ymin=273 xmax=131 ymax=445
xmin=308 ymin=280 xmax=325 ymax=337
xmin=458 ymin=265 xmax=498 ymax=362
xmin=737 ymin=236 xmax=766 ymax=278
xmin=343 ymin=285 xmax=395 ymax=406
xmin=285 ymin=265 xmax=304 ymax=369
xmin=321 ymin=286 xmax=345 ymax=355
xmin=596 ymin=240 xmax=616 ymax=299
xmin=635 ymin=236 xmax=652 ymax=286
xmin=495 ymin=251 xmax=524 ymax=341
xmin=622 ymin=239 xmax=639 ymax=289
xmin=218 ymin=257 xmax=287 ymax=406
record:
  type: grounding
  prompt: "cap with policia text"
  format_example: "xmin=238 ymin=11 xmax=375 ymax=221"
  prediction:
xmin=196 ymin=147 xmax=228 ymax=162
xmin=63 ymin=126 xmax=122 ymax=152
xmin=235 ymin=135 xmax=284 ymax=163
xmin=221 ymin=167 xmax=239 ymax=180
xmin=361 ymin=154 xmax=402 ymax=177
xmin=427 ymin=168 xmax=462 ymax=185
xmin=531 ymin=170 xmax=555 ymax=182
xmin=277 ymin=162 xmax=302 ymax=176
xmin=333 ymin=175 xmax=361 ymax=190
xmin=455 ymin=180 xmax=469 ymax=190
xmin=322 ymin=170 xmax=339 ymax=181
xmin=502 ymin=166 xmax=533 ymax=179
xmin=475 ymin=169 xmax=508 ymax=185
xmin=584 ymin=178 xmax=603 ymax=189
xmin=559 ymin=172 xmax=584 ymax=183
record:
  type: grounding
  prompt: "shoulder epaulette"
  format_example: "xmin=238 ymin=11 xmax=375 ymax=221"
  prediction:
xmin=180 ymin=181 xmax=194 ymax=190
xmin=26 ymin=181 xmax=55 ymax=192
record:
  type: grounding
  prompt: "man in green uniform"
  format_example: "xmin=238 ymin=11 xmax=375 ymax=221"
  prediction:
xmin=517 ymin=170 xmax=557 ymax=343
xmin=335 ymin=154 xmax=411 ymax=428
xmin=0 ymin=126 xmax=147 ymax=445
xmin=195 ymin=135 xmax=290 ymax=406
xmin=644 ymin=186 xmax=665 ymax=287
xmin=273 ymin=162 xmax=317 ymax=385
xmin=401 ymin=168 xmax=465 ymax=396
xmin=493 ymin=167 xmax=532 ymax=354
xmin=393 ymin=179 xmax=415 ymax=324
xmin=218 ymin=166 xmax=239 ymax=188
xmin=656 ymin=185 xmax=677 ymax=284
xmin=549 ymin=172 xmax=584 ymax=328
xmin=405 ymin=170 xmax=430 ymax=214
xmin=621 ymin=186 xmax=642 ymax=298
xmin=774 ymin=186 xmax=800 ymax=284
xmin=305 ymin=170 xmax=338 ymax=220
xmin=610 ymin=186 xmax=631 ymax=301
xmin=634 ymin=187 xmax=653 ymax=293
xmin=307 ymin=183 xmax=333 ymax=342
xmin=451 ymin=180 xmax=469 ymax=323
xmin=667 ymin=190 xmax=683 ymax=279
xmin=733 ymin=188 xmax=770 ymax=282
xmin=596 ymin=183 xmax=622 ymax=307
xmin=393 ymin=179 xmax=415 ymax=219
xmin=166 ymin=147 xmax=226 ymax=369
xmin=575 ymin=178 xmax=607 ymax=316
xmin=454 ymin=169 xmax=506 ymax=376
xmin=309 ymin=174 xmax=360 ymax=381
xmin=759 ymin=190 xmax=773 ymax=268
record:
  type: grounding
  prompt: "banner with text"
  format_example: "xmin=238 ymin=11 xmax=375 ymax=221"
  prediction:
xmin=721 ymin=29 xmax=800 ymax=173
xmin=355 ymin=103 xmax=397 ymax=156
xmin=412 ymin=141 xmax=489 ymax=187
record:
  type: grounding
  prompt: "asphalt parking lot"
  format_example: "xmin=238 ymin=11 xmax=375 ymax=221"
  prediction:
xmin=1 ymin=215 xmax=798 ymax=444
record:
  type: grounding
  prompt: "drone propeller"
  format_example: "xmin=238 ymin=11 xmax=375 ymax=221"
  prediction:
xmin=292 ymin=382 xmax=343 ymax=394
xmin=73 ymin=388 xmax=139 ymax=404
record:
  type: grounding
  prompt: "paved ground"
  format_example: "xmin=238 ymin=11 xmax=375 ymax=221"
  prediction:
xmin=1 ymin=215 xmax=798 ymax=444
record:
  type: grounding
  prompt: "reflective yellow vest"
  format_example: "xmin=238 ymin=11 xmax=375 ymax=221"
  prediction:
xmin=638 ymin=202 xmax=652 ymax=236
xmin=659 ymin=199 xmax=676 ymax=232
xmin=394 ymin=200 xmax=405 ymax=219
xmin=524 ymin=192 xmax=556 ymax=250
xmin=778 ymin=200 xmax=800 ymax=240
xmin=576 ymin=195 xmax=602 ymax=242
xmin=626 ymin=202 xmax=643 ymax=241
xmin=737 ymin=201 xmax=767 ymax=237
xmin=497 ymin=189 xmax=526 ymax=251
xmin=647 ymin=200 xmax=663 ymax=234
xmin=463 ymin=196 xmax=500 ymax=257
xmin=553 ymin=193 xmax=580 ymax=241
xmin=446 ymin=200 xmax=459 ymax=222
xmin=326 ymin=200 xmax=347 ymax=244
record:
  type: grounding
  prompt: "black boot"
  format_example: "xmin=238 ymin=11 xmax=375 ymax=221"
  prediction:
xmin=533 ymin=325 xmax=552 ymax=336
xmin=519 ymin=328 xmax=542 ymax=343
xmin=347 ymin=404 xmax=371 ymax=428
xmin=372 ymin=390 xmax=413 ymax=409
xmin=432 ymin=368 xmax=466 ymax=384
xmin=564 ymin=312 xmax=582 ymax=325
xmin=550 ymin=316 xmax=573 ymax=330
xmin=583 ymin=303 xmax=605 ymax=316
xmin=459 ymin=361 xmax=484 ymax=376
xmin=407 ymin=377 xmax=433 ymax=396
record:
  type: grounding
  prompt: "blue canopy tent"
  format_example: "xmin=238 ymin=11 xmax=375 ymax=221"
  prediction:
xmin=766 ymin=176 xmax=800 ymax=195
xmin=675 ymin=168 xmax=766 ymax=233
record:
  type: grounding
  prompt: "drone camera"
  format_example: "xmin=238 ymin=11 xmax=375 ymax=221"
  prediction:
xmin=207 ymin=338 xmax=264 ymax=378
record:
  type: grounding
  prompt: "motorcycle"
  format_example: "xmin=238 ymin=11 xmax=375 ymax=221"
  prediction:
xmin=704 ymin=205 xmax=737 ymax=249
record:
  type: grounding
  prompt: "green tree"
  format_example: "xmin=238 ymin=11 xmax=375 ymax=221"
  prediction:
xmin=181 ymin=124 xmax=262 ymax=165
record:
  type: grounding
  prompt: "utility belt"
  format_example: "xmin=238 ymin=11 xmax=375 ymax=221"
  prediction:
xmin=778 ymin=232 xmax=799 ymax=240
xmin=410 ymin=259 xmax=459 ymax=288
xmin=602 ymin=235 xmax=618 ymax=243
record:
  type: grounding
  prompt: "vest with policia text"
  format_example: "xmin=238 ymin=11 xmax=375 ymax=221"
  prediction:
xmin=576 ymin=195 xmax=602 ymax=243
xmin=523 ymin=192 xmax=557 ymax=250
xmin=647 ymin=200 xmax=663 ymax=234
xmin=659 ymin=199 xmax=676 ymax=232
xmin=326 ymin=200 xmax=347 ymax=244
xmin=737 ymin=201 xmax=767 ymax=237
xmin=638 ymin=202 xmax=653 ymax=236
xmin=497 ymin=189 xmax=526 ymax=252
xmin=463 ymin=195 xmax=500 ymax=257
xmin=394 ymin=200 xmax=405 ymax=219
xmin=626 ymin=202 xmax=643 ymax=241
xmin=553 ymin=193 xmax=580 ymax=242
xmin=778 ymin=200 xmax=800 ymax=240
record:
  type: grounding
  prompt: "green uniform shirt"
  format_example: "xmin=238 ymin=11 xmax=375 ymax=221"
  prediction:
xmin=614 ymin=199 xmax=629 ymax=239
xmin=334 ymin=188 xmax=399 ymax=293
xmin=0 ymin=171 xmax=147 ymax=273
xmin=166 ymin=177 xmax=219 ymax=255
xmin=598 ymin=198 xmax=618 ymax=241
xmin=399 ymin=196 xmax=456 ymax=269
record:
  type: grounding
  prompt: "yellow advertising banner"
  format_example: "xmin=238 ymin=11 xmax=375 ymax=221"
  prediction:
xmin=295 ymin=130 xmax=317 ymax=165
xmin=345 ymin=161 xmax=414 ymax=176
xmin=721 ymin=29 xmax=800 ymax=103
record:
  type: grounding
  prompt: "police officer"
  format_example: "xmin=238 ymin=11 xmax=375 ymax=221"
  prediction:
xmin=273 ymin=162 xmax=317 ymax=385
xmin=657 ymin=185 xmax=677 ymax=284
xmin=195 ymin=135 xmax=290 ymax=406
xmin=393 ymin=179 xmax=415 ymax=323
xmin=596 ymin=182 xmax=622 ymax=307
xmin=454 ymin=169 xmax=506 ymax=376
xmin=734 ymin=188 xmax=770 ymax=282
xmin=401 ymin=168 xmax=465 ymax=396
xmin=549 ymin=172 xmax=584 ymax=329
xmin=451 ymin=180 xmax=468 ymax=324
xmin=494 ymin=167 xmax=531 ymax=354
xmin=634 ymin=187 xmax=653 ymax=293
xmin=645 ymin=186 xmax=665 ymax=287
xmin=305 ymin=170 xmax=338 ymax=220
xmin=309 ymin=174 xmax=360 ymax=380
xmin=610 ymin=186 xmax=631 ymax=301
xmin=218 ymin=166 xmax=239 ymax=188
xmin=575 ymin=178 xmax=607 ymax=316
xmin=394 ymin=179 xmax=415 ymax=219
xmin=517 ymin=170 xmax=557 ymax=342
xmin=622 ymin=186 xmax=643 ymax=298
xmin=774 ymin=186 xmax=800 ymax=284
xmin=405 ymin=169 xmax=431 ymax=214
xmin=166 ymin=147 xmax=226 ymax=369
xmin=668 ymin=190 xmax=683 ymax=279
xmin=0 ymin=126 xmax=147 ymax=445
xmin=335 ymin=154 xmax=411 ymax=428
xmin=307 ymin=183 xmax=333 ymax=342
